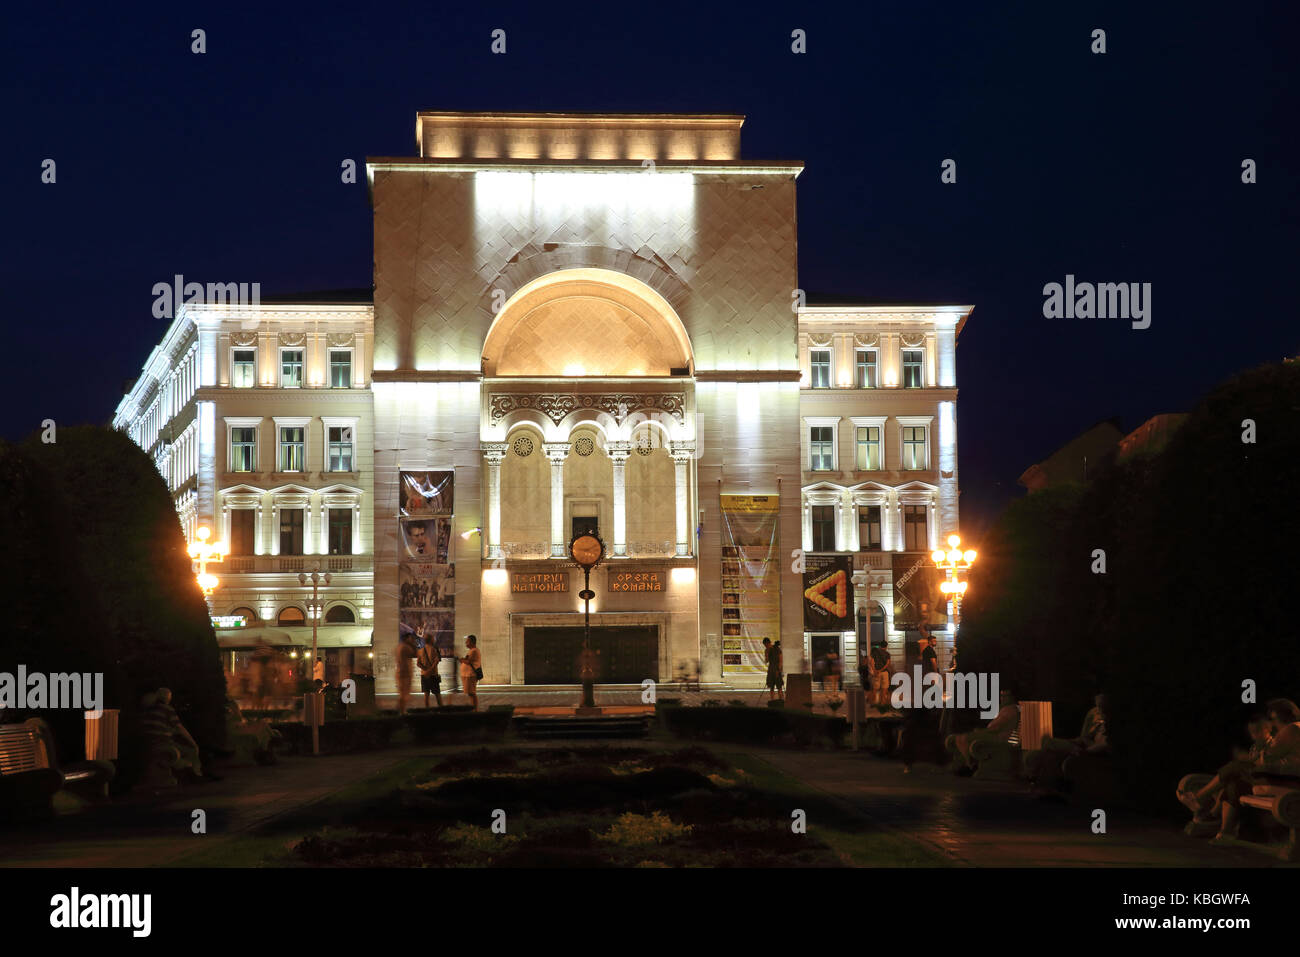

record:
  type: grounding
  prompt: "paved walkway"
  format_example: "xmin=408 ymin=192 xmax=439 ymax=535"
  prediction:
xmin=746 ymin=747 xmax=1286 ymax=867
xmin=0 ymin=746 xmax=432 ymax=867
xmin=2 ymin=735 xmax=1289 ymax=868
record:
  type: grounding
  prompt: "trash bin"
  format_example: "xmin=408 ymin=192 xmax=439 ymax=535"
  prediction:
xmin=84 ymin=709 xmax=119 ymax=761
xmin=1018 ymin=700 xmax=1053 ymax=751
xmin=785 ymin=674 xmax=812 ymax=711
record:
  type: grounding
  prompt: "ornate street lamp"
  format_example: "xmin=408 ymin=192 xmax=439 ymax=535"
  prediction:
xmin=931 ymin=533 xmax=977 ymax=633
xmin=189 ymin=525 xmax=225 ymax=612
xmin=569 ymin=529 xmax=606 ymax=712
xmin=298 ymin=563 xmax=332 ymax=684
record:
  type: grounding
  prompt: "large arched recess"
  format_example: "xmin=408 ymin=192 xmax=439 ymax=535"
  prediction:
xmin=481 ymin=268 xmax=694 ymax=377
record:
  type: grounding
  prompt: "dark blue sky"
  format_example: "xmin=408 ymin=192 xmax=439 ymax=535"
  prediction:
xmin=3 ymin=1 xmax=1296 ymax=533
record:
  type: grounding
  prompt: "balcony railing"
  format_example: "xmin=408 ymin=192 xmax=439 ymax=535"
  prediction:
xmin=219 ymin=555 xmax=373 ymax=575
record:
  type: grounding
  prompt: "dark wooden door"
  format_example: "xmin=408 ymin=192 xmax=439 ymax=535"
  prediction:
xmin=525 ymin=626 xmax=658 ymax=684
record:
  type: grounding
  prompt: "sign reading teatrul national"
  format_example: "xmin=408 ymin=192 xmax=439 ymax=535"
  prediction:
xmin=609 ymin=569 xmax=664 ymax=592
xmin=803 ymin=554 xmax=854 ymax=630
xmin=511 ymin=571 xmax=569 ymax=593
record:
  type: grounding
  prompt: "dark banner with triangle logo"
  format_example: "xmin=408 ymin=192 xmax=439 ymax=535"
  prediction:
xmin=802 ymin=554 xmax=853 ymax=631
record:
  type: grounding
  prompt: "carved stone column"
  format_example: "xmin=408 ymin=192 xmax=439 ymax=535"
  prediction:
xmin=542 ymin=442 xmax=570 ymax=557
xmin=482 ymin=443 xmax=508 ymax=559
xmin=607 ymin=441 xmax=632 ymax=557
xmin=669 ymin=443 xmax=695 ymax=557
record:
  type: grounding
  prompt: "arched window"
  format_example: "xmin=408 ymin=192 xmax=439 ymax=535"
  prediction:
xmin=325 ymin=605 xmax=355 ymax=624
xmin=228 ymin=606 xmax=259 ymax=625
xmin=277 ymin=606 xmax=306 ymax=626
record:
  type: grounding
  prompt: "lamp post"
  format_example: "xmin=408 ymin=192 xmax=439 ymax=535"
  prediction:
xmin=298 ymin=563 xmax=332 ymax=682
xmin=931 ymin=533 xmax=976 ymax=666
xmin=189 ymin=525 xmax=225 ymax=614
xmin=568 ymin=530 xmax=606 ymax=713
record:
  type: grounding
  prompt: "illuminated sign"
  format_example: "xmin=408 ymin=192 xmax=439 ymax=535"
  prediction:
xmin=511 ymin=572 xmax=569 ymax=594
xmin=211 ymin=615 xmax=248 ymax=629
xmin=609 ymin=569 xmax=665 ymax=593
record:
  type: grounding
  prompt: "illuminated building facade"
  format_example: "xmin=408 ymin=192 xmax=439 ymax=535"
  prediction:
xmin=117 ymin=111 xmax=971 ymax=697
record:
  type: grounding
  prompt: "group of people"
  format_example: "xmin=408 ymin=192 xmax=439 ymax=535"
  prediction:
xmin=395 ymin=632 xmax=481 ymax=714
xmin=400 ymin=576 xmax=452 ymax=608
xmin=1177 ymin=698 xmax=1300 ymax=844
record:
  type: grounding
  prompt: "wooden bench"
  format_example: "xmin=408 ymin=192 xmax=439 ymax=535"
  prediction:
xmin=0 ymin=719 xmax=115 ymax=819
xmin=1238 ymin=782 xmax=1300 ymax=862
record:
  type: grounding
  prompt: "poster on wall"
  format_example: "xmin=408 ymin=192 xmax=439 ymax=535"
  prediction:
xmin=398 ymin=470 xmax=455 ymax=665
xmin=398 ymin=610 xmax=455 ymax=656
xmin=400 ymin=517 xmax=452 ymax=563
xmin=719 ymin=494 xmax=781 ymax=676
xmin=400 ymin=563 xmax=455 ymax=609
xmin=803 ymin=554 xmax=854 ymax=631
xmin=400 ymin=470 xmax=454 ymax=516
xmin=891 ymin=552 xmax=948 ymax=634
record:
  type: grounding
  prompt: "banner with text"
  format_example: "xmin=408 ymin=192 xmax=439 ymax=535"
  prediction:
xmin=719 ymin=494 xmax=780 ymax=676
xmin=803 ymin=554 xmax=854 ymax=631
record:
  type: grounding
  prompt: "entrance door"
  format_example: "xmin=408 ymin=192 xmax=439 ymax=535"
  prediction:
xmin=525 ymin=626 xmax=658 ymax=684
xmin=810 ymin=634 xmax=841 ymax=688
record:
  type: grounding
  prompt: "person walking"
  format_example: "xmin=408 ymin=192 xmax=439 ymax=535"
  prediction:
xmin=762 ymin=638 xmax=776 ymax=700
xmin=417 ymin=639 xmax=443 ymax=709
xmin=396 ymin=632 xmax=418 ymax=715
xmin=771 ymin=640 xmax=785 ymax=700
xmin=459 ymin=635 xmax=482 ymax=711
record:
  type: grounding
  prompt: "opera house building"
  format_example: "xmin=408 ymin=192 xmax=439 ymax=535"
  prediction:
xmin=115 ymin=111 xmax=972 ymax=699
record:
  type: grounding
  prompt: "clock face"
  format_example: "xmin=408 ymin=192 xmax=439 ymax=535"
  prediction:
xmin=570 ymin=533 xmax=604 ymax=566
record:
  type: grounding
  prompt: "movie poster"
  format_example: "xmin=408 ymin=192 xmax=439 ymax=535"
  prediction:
xmin=398 ymin=610 xmax=455 ymax=657
xmin=400 ymin=470 xmax=454 ymax=516
xmin=399 ymin=563 xmax=455 ymax=609
xmin=891 ymin=552 xmax=948 ymax=633
xmin=400 ymin=517 xmax=452 ymax=563
xmin=803 ymin=554 xmax=854 ymax=631
xmin=398 ymin=470 xmax=455 ymax=664
xmin=719 ymin=494 xmax=781 ymax=676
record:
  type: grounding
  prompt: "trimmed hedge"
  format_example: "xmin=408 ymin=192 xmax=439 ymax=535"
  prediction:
xmin=272 ymin=708 xmax=514 ymax=755
xmin=658 ymin=704 xmax=847 ymax=748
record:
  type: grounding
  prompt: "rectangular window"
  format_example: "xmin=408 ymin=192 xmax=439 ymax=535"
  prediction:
xmin=902 ymin=349 xmax=924 ymax=388
xmin=230 ymin=509 xmax=256 ymax=556
xmin=328 ymin=508 xmax=353 ymax=555
xmin=809 ymin=349 xmax=831 ymax=389
xmin=279 ymin=427 xmax=305 ymax=472
xmin=811 ymin=505 xmax=836 ymax=552
xmin=855 ymin=350 xmax=877 ymax=389
xmin=858 ymin=505 xmax=882 ymax=551
xmin=232 ymin=350 xmax=256 ymax=388
xmin=329 ymin=350 xmax=352 ymax=389
xmin=855 ymin=427 xmax=881 ymax=470
xmin=279 ymin=509 xmax=304 ymax=555
xmin=231 ymin=427 xmax=257 ymax=472
xmin=571 ymin=514 xmax=599 ymax=540
xmin=903 ymin=505 xmax=928 ymax=551
xmin=328 ymin=426 xmax=354 ymax=472
xmin=280 ymin=350 xmax=304 ymax=388
xmin=809 ymin=426 xmax=834 ymax=471
xmin=902 ymin=426 xmax=927 ymax=470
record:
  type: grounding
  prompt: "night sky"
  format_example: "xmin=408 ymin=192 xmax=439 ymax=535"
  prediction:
xmin=3 ymin=1 xmax=1295 ymax=534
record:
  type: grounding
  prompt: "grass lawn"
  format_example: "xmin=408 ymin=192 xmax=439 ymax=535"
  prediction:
xmin=174 ymin=745 xmax=951 ymax=868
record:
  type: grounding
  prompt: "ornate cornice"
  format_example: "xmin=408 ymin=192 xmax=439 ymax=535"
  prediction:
xmin=489 ymin=392 xmax=685 ymax=426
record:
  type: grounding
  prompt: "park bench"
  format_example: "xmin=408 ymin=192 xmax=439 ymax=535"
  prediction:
xmin=1238 ymin=782 xmax=1300 ymax=862
xmin=1176 ymin=772 xmax=1300 ymax=860
xmin=0 ymin=719 xmax=115 ymax=819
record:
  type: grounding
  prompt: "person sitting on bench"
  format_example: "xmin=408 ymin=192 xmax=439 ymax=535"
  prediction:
xmin=1205 ymin=698 xmax=1300 ymax=845
xmin=1028 ymin=694 xmax=1110 ymax=791
xmin=949 ymin=689 xmax=1019 ymax=771
xmin=1178 ymin=713 xmax=1271 ymax=823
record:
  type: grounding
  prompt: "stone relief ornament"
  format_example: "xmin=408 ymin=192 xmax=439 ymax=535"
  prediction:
xmin=326 ymin=333 xmax=355 ymax=347
xmin=854 ymin=333 xmax=879 ymax=347
xmin=230 ymin=331 xmax=258 ymax=346
xmin=807 ymin=333 xmax=833 ymax=347
xmin=900 ymin=333 xmax=926 ymax=348
xmin=278 ymin=332 xmax=306 ymax=347
xmin=489 ymin=393 xmax=685 ymax=427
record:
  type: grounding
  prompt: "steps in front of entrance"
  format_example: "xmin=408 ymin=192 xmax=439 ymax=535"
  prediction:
xmin=514 ymin=713 xmax=652 ymax=740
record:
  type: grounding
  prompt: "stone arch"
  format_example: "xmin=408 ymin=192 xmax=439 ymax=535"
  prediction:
xmin=482 ymin=268 xmax=693 ymax=377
